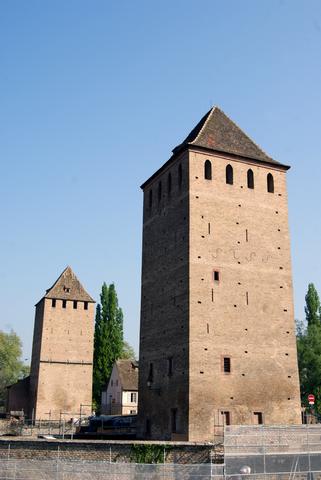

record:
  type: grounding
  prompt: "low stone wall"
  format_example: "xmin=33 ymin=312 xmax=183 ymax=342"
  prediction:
xmin=0 ymin=438 xmax=223 ymax=464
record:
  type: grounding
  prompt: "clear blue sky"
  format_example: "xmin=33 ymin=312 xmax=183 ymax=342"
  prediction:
xmin=1 ymin=0 xmax=321 ymax=361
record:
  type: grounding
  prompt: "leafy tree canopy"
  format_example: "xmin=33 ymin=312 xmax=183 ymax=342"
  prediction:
xmin=93 ymin=283 xmax=136 ymax=407
xmin=0 ymin=330 xmax=29 ymax=409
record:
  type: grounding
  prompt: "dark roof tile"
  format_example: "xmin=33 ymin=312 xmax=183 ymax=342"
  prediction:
xmin=173 ymin=106 xmax=284 ymax=166
xmin=44 ymin=266 xmax=95 ymax=303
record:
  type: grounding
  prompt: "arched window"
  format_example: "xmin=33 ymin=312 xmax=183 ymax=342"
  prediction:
xmin=226 ymin=164 xmax=233 ymax=185
xmin=149 ymin=189 xmax=153 ymax=209
xmin=204 ymin=160 xmax=212 ymax=180
xmin=247 ymin=169 xmax=254 ymax=189
xmin=178 ymin=164 xmax=182 ymax=189
xmin=167 ymin=172 xmax=172 ymax=196
xmin=267 ymin=173 xmax=274 ymax=193
xmin=158 ymin=181 xmax=162 ymax=203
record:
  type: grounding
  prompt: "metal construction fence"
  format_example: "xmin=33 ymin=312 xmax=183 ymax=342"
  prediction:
xmin=224 ymin=424 xmax=321 ymax=479
xmin=0 ymin=459 xmax=224 ymax=480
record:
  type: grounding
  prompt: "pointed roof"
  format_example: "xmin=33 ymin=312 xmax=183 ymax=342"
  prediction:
xmin=141 ymin=106 xmax=288 ymax=189
xmin=43 ymin=266 xmax=95 ymax=303
xmin=173 ymin=106 xmax=283 ymax=166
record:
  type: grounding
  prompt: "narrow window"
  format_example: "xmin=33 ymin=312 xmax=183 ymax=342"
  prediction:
xmin=167 ymin=172 xmax=172 ymax=196
xmin=146 ymin=418 xmax=151 ymax=436
xmin=52 ymin=299 xmax=56 ymax=308
xmin=223 ymin=357 xmax=231 ymax=373
xmin=211 ymin=289 xmax=214 ymax=302
xmin=221 ymin=411 xmax=231 ymax=426
xmin=204 ymin=160 xmax=212 ymax=180
xmin=178 ymin=164 xmax=182 ymax=189
xmin=148 ymin=363 xmax=154 ymax=383
xmin=62 ymin=300 xmax=67 ymax=309
xmin=226 ymin=164 xmax=233 ymax=185
xmin=167 ymin=357 xmax=173 ymax=376
xmin=213 ymin=270 xmax=220 ymax=282
xmin=246 ymin=229 xmax=248 ymax=242
xmin=73 ymin=300 xmax=77 ymax=309
xmin=84 ymin=302 xmax=88 ymax=310
xmin=246 ymin=292 xmax=249 ymax=305
xmin=158 ymin=181 xmax=162 ymax=203
xmin=208 ymin=223 xmax=211 ymax=235
xmin=247 ymin=169 xmax=254 ymax=189
xmin=267 ymin=173 xmax=274 ymax=193
xmin=171 ymin=408 xmax=177 ymax=433
xmin=254 ymin=412 xmax=263 ymax=425
xmin=149 ymin=190 xmax=153 ymax=209
xmin=131 ymin=392 xmax=137 ymax=403
xmin=207 ymin=323 xmax=210 ymax=334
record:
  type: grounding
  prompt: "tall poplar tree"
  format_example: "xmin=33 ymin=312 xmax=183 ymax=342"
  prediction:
xmin=305 ymin=283 xmax=321 ymax=326
xmin=297 ymin=283 xmax=321 ymax=414
xmin=92 ymin=283 xmax=124 ymax=407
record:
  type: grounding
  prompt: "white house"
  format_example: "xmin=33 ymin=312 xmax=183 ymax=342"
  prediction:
xmin=101 ymin=360 xmax=138 ymax=415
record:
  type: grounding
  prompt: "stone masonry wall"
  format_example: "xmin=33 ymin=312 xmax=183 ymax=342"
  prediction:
xmin=0 ymin=439 xmax=222 ymax=464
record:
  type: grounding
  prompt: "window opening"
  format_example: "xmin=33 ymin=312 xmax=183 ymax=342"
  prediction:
xmin=221 ymin=411 xmax=231 ymax=426
xmin=247 ymin=169 xmax=254 ymax=189
xmin=267 ymin=173 xmax=274 ymax=193
xmin=207 ymin=323 xmax=210 ymax=334
xmin=211 ymin=289 xmax=214 ymax=302
xmin=84 ymin=302 xmax=88 ymax=310
xmin=254 ymin=412 xmax=263 ymax=425
xmin=167 ymin=357 xmax=173 ymax=376
xmin=148 ymin=363 xmax=154 ymax=383
xmin=167 ymin=172 xmax=172 ymax=196
xmin=178 ymin=164 xmax=182 ymax=188
xmin=146 ymin=419 xmax=151 ymax=436
xmin=149 ymin=189 xmax=153 ymax=209
xmin=73 ymin=301 xmax=77 ymax=309
xmin=204 ymin=160 xmax=212 ymax=180
xmin=226 ymin=164 xmax=233 ymax=185
xmin=213 ymin=271 xmax=220 ymax=282
xmin=171 ymin=408 xmax=177 ymax=433
xmin=223 ymin=357 xmax=231 ymax=373
xmin=246 ymin=229 xmax=248 ymax=242
xmin=52 ymin=299 xmax=56 ymax=308
xmin=131 ymin=392 xmax=137 ymax=403
xmin=62 ymin=300 xmax=67 ymax=309
xmin=208 ymin=223 xmax=211 ymax=234
xmin=246 ymin=292 xmax=249 ymax=305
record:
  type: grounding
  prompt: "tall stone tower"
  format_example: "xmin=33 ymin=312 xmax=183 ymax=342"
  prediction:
xmin=138 ymin=107 xmax=301 ymax=441
xmin=29 ymin=266 xmax=95 ymax=420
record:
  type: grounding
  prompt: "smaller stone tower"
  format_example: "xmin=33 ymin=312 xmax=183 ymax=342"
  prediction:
xmin=29 ymin=266 xmax=95 ymax=420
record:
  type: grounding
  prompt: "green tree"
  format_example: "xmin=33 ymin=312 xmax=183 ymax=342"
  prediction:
xmin=121 ymin=341 xmax=136 ymax=360
xmin=0 ymin=330 xmax=29 ymax=409
xmin=92 ymin=283 xmax=126 ymax=407
xmin=297 ymin=283 xmax=321 ymax=415
xmin=305 ymin=283 xmax=321 ymax=326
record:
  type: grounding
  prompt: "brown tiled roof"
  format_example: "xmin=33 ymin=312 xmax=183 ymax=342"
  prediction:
xmin=44 ymin=266 xmax=95 ymax=302
xmin=173 ymin=106 xmax=285 ymax=167
xmin=117 ymin=359 xmax=138 ymax=391
xmin=141 ymin=106 xmax=288 ymax=190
